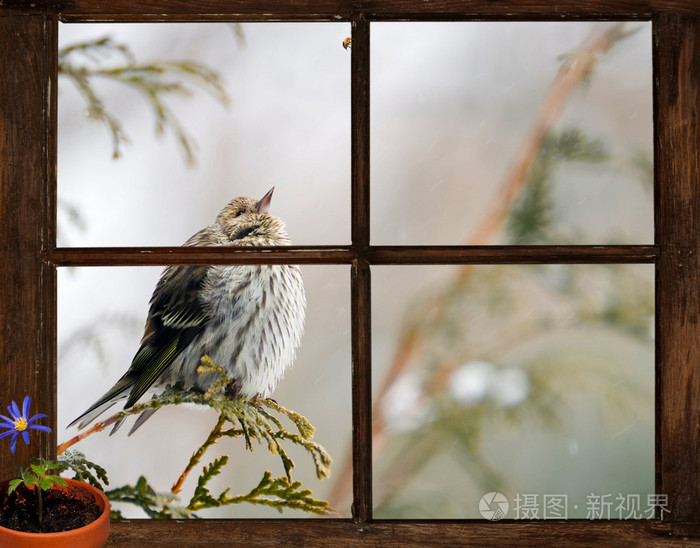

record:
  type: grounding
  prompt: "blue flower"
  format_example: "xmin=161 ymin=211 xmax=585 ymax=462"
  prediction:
xmin=0 ymin=396 xmax=52 ymax=454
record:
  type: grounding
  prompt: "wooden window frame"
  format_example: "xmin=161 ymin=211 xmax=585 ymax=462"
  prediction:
xmin=1 ymin=1 xmax=698 ymax=544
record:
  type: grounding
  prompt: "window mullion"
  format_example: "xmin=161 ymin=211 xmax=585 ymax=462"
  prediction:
xmin=351 ymin=14 xmax=372 ymax=523
xmin=654 ymin=11 xmax=700 ymax=525
xmin=47 ymin=246 xmax=354 ymax=266
xmin=366 ymin=245 xmax=658 ymax=265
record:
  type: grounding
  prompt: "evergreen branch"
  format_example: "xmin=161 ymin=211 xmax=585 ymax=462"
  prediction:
xmin=189 ymin=455 xmax=230 ymax=509
xmin=59 ymin=60 xmax=129 ymax=159
xmin=188 ymin=470 xmax=332 ymax=515
xmin=57 ymin=384 xmax=207 ymax=455
xmin=57 ymin=450 xmax=110 ymax=490
xmin=278 ymin=433 xmax=331 ymax=481
xmin=58 ymin=36 xmax=230 ymax=165
xmin=507 ymin=128 xmax=609 ymax=244
xmin=194 ymin=357 xmax=331 ymax=482
xmin=58 ymin=36 xmax=135 ymax=65
xmin=255 ymin=405 xmax=286 ymax=432
xmin=197 ymin=357 xmax=236 ymax=398
xmin=58 ymin=360 xmax=333 ymax=487
xmin=258 ymin=397 xmax=316 ymax=440
xmin=106 ymin=476 xmax=194 ymax=519
xmin=171 ymin=414 xmax=227 ymax=494
xmin=58 ymin=356 xmax=332 ymax=516
xmin=464 ymin=23 xmax=628 ymax=247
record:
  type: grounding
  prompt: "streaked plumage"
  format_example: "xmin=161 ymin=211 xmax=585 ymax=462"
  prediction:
xmin=68 ymin=188 xmax=305 ymax=434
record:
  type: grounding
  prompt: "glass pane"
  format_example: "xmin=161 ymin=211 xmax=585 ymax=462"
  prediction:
xmin=372 ymin=264 xmax=654 ymax=519
xmin=58 ymin=22 xmax=351 ymax=247
xmin=371 ymin=22 xmax=653 ymax=245
xmin=58 ymin=265 xmax=351 ymax=518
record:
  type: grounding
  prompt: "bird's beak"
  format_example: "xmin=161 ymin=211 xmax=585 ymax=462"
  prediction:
xmin=255 ymin=187 xmax=274 ymax=214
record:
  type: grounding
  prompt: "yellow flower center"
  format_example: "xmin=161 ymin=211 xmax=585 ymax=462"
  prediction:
xmin=13 ymin=417 xmax=28 ymax=432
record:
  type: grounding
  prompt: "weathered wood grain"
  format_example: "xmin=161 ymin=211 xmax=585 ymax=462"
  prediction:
xmin=48 ymin=247 xmax=356 ymax=266
xmin=103 ymin=519 xmax=700 ymax=546
xmin=47 ymin=246 xmax=657 ymax=266
xmin=0 ymin=0 xmax=698 ymax=20
xmin=655 ymin=12 xmax=700 ymax=523
xmin=350 ymin=16 xmax=372 ymax=524
xmin=1 ymin=2 xmax=699 ymax=545
xmin=0 ymin=15 xmax=56 ymax=480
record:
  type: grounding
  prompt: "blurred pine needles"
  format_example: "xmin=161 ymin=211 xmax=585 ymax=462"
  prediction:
xmin=328 ymin=22 xmax=654 ymax=516
xmin=507 ymin=128 xmax=608 ymax=245
xmin=58 ymin=36 xmax=230 ymax=166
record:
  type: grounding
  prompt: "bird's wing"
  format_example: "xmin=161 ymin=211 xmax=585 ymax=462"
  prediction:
xmin=68 ymin=265 xmax=212 ymax=430
xmin=123 ymin=264 xmax=212 ymax=408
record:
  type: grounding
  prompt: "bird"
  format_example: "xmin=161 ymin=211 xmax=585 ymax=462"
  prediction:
xmin=68 ymin=187 xmax=306 ymax=435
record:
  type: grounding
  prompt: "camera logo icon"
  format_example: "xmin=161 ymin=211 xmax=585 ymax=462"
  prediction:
xmin=479 ymin=492 xmax=509 ymax=521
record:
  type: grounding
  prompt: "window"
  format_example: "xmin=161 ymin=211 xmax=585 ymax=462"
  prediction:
xmin=1 ymin=2 xmax=698 ymax=544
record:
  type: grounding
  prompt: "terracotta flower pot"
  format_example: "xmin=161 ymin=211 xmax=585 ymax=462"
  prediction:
xmin=0 ymin=478 xmax=110 ymax=548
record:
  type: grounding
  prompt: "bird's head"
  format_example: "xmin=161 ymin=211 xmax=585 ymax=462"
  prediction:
xmin=216 ymin=187 xmax=291 ymax=246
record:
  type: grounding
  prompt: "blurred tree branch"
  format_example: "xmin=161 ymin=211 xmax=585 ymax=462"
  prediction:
xmin=58 ymin=36 xmax=230 ymax=166
xmin=328 ymin=22 xmax=637 ymax=511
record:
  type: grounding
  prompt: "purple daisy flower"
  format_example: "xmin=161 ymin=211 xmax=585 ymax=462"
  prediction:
xmin=0 ymin=396 xmax=52 ymax=453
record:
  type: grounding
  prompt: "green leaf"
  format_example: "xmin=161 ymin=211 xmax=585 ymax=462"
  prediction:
xmin=7 ymin=479 xmax=22 ymax=494
xmin=39 ymin=478 xmax=54 ymax=490
xmin=30 ymin=463 xmax=45 ymax=476
xmin=49 ymin=476 xmax=68 ymax=487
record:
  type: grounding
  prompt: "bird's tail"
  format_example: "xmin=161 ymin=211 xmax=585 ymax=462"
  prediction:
xmin=67 ymin=381 xmax=131 ymax=430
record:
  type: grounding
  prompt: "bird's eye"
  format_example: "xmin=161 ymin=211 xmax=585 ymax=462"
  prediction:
xmin=235 ymin=209 xmax=246 ymax=217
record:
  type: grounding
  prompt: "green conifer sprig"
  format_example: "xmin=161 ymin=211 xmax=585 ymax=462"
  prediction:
xmin=188 ymin=469 xmax=331 ymax=515
xmin=59 ymin=356 xmax=333 ymax=517
xmin=58 ymin=449 xmax=109 ymax=490
xmin=58 ymin=36 xmax=230 ymax=165
xmin=106 ymin=476 xmax=195 ymax=519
